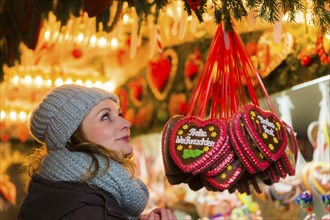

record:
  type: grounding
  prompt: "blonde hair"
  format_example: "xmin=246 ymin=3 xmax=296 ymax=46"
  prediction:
xmin=20 ymin=125 xmax=136 ymax=192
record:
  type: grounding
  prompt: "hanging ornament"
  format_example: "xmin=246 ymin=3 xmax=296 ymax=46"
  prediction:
xmin=71 ymin=48 xmax=83 ymax=59
xmin=128 ymin=77 xmax=147 ymax=107
xmin=316 ymin=33 xmax=330 ymax=64
xmin=256 ymin=31 xmax=294 ymax=78
xmin=184 ymin=48 xmax=204 ymax=90
xmin=296 ymin=190 xmax=316 ymax=220
xmin=147 ymin=49 xmax=178 ymax=101
xmin=161 ymin=21 xmax=298 ymax=194
xmin=168 ymin=93 xmax=188 ymax=116
xmin=18 ymin=123 xmax=29 ymax=143
xmin=300 ymin=55 xmax=312 ymax=67
xmin=1 ymin=133 xmax=9 ymax=142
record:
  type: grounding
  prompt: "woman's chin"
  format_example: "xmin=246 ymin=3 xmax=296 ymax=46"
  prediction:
xmin=124 ymin=152 xmax=134 ymax=161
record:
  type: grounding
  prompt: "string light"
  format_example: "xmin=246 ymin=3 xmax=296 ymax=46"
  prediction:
xmin=1 ymin=71 xmax=116 ymax=123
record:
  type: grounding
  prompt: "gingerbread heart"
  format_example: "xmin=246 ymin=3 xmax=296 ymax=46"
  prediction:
xmin=204 ymin=148 xmax=235 ymax=177
xmin=204 ymin=159 xmax=245 ymax=191
xmin=161 ymin=115 xmax=193 ymax=185
xmin=162 ymin=115 xmax=205 ymax=190
xmin=230 ymin=112 xmax=271 ymax=172
xmin=279 ymin=141 xmax=296 ymax=176
xmin=128 ymin=77 xmax=147 ymax=107
xmin=263 ymin=165 xmax=280 ymax=185
xmin=273 ymin=160 xmax=288 ymax=179
xmin=282 ymin=121 xmax=299 ymax=163
xmin=147 ymin=48 xmax=178 ymax=101
xmin=169 ymin=116 xmax=229 ymax=175
xmin=242 ymin=104 xmax=287 ymax=162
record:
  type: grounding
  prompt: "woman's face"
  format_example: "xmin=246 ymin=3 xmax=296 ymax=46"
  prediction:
xmin=82 ymin=99 xmax=132 ymax=157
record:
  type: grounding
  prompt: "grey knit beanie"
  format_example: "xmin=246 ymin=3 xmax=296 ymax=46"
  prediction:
xmin=29 ymin=84 xmax=119 ymax=151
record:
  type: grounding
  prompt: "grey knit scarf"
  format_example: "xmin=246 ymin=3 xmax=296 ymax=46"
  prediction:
xmin=38 ymin=147 xmax=149 ymax=219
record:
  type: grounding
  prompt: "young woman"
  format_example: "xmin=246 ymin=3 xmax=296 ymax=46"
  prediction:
xmin=18 ymin=84 xmax=177 ymax=220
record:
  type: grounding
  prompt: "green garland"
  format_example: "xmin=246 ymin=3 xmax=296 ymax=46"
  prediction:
xmin=0 ymin=0 xmax=329 ymax=81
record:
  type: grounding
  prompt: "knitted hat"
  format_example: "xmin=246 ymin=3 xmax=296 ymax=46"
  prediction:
xmin=29 ymin=84 xmax=119 ymax=151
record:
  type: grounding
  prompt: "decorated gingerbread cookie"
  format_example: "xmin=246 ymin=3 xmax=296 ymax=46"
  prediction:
xmin=242 ymin=104 xmax=287 ymax=162
xmin=169 ymin=116 xmax=229 ymax=175
xmin=204 ymin=159 xmax=245 ymax=191
xmin=265 ymin=165 xmax=281 ymax=185
xmin=282 ymin=120 xmax=299 ymax=163
xmin=279 ymin=141 xmax=296 ymax=176
xmin=204 ymin=148 xmax=235 ymax=177
xmin=185 ymin=174 xmax=205 ymax=191
xmin=231 ymin=112 xmax=271 ymax=172
xmin=229 ymin=115 xmax=258 ymax=174
xmin=161 ymin=115 xmax=193 ymax=184
xmin=273 ymin=160 xmax=288 ymax=179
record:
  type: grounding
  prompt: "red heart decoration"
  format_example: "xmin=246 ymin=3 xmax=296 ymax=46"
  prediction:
xmin=128 ymin=77 xmax=146 ymax=107
xmin=149 ymin=55 xmax=171 ymax=92
xmin=184 ymin=49 xmax=203 ymax=90
xmin=242 ymin=104 xmax=287 ymax=162
xmin=169 ymin=116 xmax=229 ymax=175
xmin=147 ymin=49 xmax=178 ymax=100
xmin=185 ymin=60 xmax=199 ymax=78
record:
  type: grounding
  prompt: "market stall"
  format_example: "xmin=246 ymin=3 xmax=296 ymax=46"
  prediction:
xmin=0 ymin=1 xmax=329 ymax=219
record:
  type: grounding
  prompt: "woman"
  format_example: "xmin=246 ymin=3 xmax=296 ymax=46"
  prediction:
xmin=18 ymin=84 xmax=177 ymax=220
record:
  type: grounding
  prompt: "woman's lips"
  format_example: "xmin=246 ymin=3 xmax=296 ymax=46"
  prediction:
xmin=118 ymin=135 xmax=130 ymax=142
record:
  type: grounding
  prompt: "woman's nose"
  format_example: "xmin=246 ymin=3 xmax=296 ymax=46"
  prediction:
xmin=122 ymin=117 xmax=132 ymax=129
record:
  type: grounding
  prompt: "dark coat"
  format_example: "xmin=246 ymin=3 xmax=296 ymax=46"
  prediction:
xmin=18 ymin=175 xmax=128 ymax=220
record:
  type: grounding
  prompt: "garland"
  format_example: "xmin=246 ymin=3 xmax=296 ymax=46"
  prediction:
xmin=0 ymin=0 xmax=329 ymax=81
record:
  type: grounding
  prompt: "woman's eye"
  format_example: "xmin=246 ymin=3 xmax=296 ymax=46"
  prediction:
xmin=101 ymin=113 xmax=112 ymax=120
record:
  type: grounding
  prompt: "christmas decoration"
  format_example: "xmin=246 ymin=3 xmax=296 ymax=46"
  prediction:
xmin=1 ymin=0 xmax=329 ymax=81
xmin=296 ymin=190 xmax=316 ymax=220
xmin=184 ymin=48 xmax=204 ymax=90
xmin=161 ymin=20 xmax=299 ymax=194
xmin=256 ymin=31 xmax=294 ymax=78
xmin=128 ymin=77 xmax=147 ymax=107
xmin=147 ymin=49 xmax=178 ymax=101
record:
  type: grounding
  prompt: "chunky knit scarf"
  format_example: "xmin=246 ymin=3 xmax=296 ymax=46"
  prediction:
xmin=38 ymin=147 xmax=149 ymax=219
